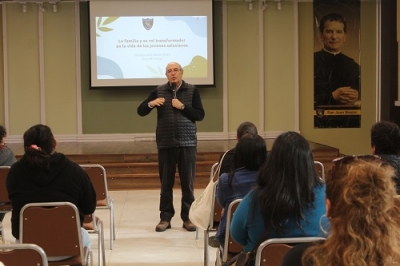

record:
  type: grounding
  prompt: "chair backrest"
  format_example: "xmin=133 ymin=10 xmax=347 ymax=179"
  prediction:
xmin=210 ymin=162 xmax=219 ymax=181
xmin=83 ymin=213 xmax=97 ymax=231
xmin=80 ymin=164 xmax=109 ymax=207
xmin=208 ymin=162 xmax=223 ymax=228
xmin=20 ymin=202 xmax=86 ymax=265
xmin=0 ymin=166 xmax=11 ymax=203
xmin=0 ymin=243 xmax=49 ymax=266
xmin=211 ymin=182 xmax=223 ymax=226
xmin=314 ymin=161 xmax=325 ymax=182
xmin=81 ymin=163 xmax=115 ymax=250
xmin=223 ymin=198 xmax=243 ymax=261
xmin=255 ymin=237 xmax=326 ymax=266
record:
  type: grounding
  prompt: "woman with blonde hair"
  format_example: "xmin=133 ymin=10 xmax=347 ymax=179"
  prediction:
xmin=282 ymin=155 xmax=400 ymax=266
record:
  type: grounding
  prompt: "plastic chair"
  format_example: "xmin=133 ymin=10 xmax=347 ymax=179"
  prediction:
xmin=20 ymin=202 xmax=93 ymax=266
xmin=0 ymin=166 xmax=12 ymax=243
xmin=0 ymin=243 xmax=49 ymax=266
xmin=80 ymin=164 xmax=115 ymax=250
xmin=216 ymin=198 xmax=243 ymax=266
xmin=254 ymin=237 xmax=326 ymax=266
xmin=83 ymin=212 xmax=105 ymax=266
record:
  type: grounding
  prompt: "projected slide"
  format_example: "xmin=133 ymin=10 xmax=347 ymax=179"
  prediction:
xmin=95 ymin=16 xmax=207 ymax=81
xmin=89 ymin=0 xmax=214 ymax=88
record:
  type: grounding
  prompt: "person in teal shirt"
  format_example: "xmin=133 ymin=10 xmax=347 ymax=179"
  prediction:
xmin=230 ymin=132 xmax=327 ymax=265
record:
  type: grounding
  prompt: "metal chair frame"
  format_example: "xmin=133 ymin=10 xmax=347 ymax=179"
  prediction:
xmin=215 ymin=198 xmax=243 ymax=266
xmin=0 ymin=243 xmax=49 ymax=266
xmin=20 ymin=202 xmax=93 ymax=266
xmin=254 ymin=237 xmax=326 ymax=266
xmin=83 ymin=211 xmax=105 ymax=266
xmin=314 ymin=161 xmax=325 ymax=181
xmin=0 ymin=166 xmax=11 ymax=243
xmin=80 ymin=164 xmax=115 ymax=250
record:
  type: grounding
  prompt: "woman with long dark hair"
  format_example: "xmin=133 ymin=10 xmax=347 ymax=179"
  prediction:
xmin=230 ymin=131 xmax=326 ymax=265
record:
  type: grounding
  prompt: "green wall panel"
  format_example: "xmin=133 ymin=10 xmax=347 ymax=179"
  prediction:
xmin=44 ymin=2 xmax=78 ymax=134
xmin=7 ymin=3 xmax=41 ymax=134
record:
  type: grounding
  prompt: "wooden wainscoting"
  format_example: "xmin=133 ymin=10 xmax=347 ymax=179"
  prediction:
xmin=10 ymin=139 xmax=339 ymax=190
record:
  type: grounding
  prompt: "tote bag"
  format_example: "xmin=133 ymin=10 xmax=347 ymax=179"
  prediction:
xmin=189 ymin=150 xmax=229 ymax=230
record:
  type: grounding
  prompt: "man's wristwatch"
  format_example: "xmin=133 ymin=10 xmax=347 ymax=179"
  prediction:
xmin=148 ymin=102 xmax=153 ymax=108
xmin=181 ymin=104 xmax=185 ymax=110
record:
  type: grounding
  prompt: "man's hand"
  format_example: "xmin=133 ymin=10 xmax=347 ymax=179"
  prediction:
xmin=172 ymin=98 xmax=184 ymax=110
xmin=149 ymin=97 xmax=165 ymax=108
xmin=332 ymin=87 xmax=359 ymax=104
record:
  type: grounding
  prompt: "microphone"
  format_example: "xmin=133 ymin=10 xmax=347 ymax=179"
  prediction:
xmin=172 ymin=83 xmax=177 ymax=99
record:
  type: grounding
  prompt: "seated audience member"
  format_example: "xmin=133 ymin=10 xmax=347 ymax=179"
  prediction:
xmin=281 ymin=155 xmax=400 ymax=266
xmin=6 ymin=124 xmax=96 ymax=260
xmin=230 ymin=132 xmax=326 ymax=266
xmin=208 ymin=121 xmax=258 ymax=247
xmin=370 ymin=120 xmax=400 ymax=193
xmin=0 ymin=125 xmax=17 ymax=166
xmin=0 ymin=125 xmax=17 ymax=234
xmin=210 ymin=134 xmax=267 ymax=248
xmin=218 ymin=121 xmax=258 ymax=175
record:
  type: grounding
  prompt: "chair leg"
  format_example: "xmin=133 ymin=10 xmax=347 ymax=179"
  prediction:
xmin=215 ymin=248 xmax=221 ymax=266
xmin=195 ymin=227 xmax=199 ymax=240
xmin=109 ymin=199 xmax=115 ymax=250
xmin=86 ymin=249 xmax=93 ymax=266
xmin=90 ymin=249 xmax=94 ymax=266
xmin=97 ymin=223 xmax=102 ymax=266
xmin=112 ymin=202 xmax=115 ymax=241
xmin=98 ymin=220 xmax=105 ymax=266
xmin=204 ymin=230 xmax=209 ymax=266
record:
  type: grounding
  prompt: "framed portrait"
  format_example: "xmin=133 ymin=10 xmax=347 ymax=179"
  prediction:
xmin=313 ymin=0 xmax=361 ymax=128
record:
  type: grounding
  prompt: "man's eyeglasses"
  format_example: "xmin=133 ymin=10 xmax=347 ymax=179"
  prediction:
xmin=166 ymin=68 xmax=181 ymax=74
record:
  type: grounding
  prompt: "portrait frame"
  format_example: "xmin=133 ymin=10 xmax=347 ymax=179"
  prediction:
xmin=313 ymin=0 xmax=361 ymax=128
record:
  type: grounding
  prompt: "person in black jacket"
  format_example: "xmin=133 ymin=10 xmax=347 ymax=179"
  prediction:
xmin=137 ymin=62 xmax=205 ymax=232
xmin=371 ymin=120 xmax=400 ymax=193
xmin=6 ymin=124 xmax=96 ymax=255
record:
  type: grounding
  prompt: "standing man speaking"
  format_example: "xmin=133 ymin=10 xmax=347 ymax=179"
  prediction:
xmin=137 ymin=62 xmax=205 ymax=232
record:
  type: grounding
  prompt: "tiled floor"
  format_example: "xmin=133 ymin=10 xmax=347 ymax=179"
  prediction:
xmin=2 ymin=189 xmax=217 ymax=266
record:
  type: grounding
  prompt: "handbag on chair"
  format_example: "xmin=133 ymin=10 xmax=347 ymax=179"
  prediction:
xmin=189 ymin=150 xmax=229 ymax=230
xmin=221 ymin=250 xmax=254 ymax=266
xmin=224 ymin=226 xmax=271 ymax=266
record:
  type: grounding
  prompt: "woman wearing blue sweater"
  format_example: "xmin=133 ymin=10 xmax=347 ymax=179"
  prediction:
xmin=213 ymin=134 xmax=267 ymax=247
xmin=230 ymin=131 xmax=327 ymax=265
